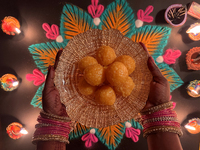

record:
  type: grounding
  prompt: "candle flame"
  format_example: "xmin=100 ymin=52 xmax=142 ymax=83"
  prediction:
xmin=191 ymin=89 xmax=198 ymax=95
xmin=15 ymin=28 xmax=21 ymax=34
xmin=186 ymin=25 xmax=200 ymax=35
xmin=12 ymin=81 xmax=19 ymax=87
xmin=185 ymin=125 xmax=196 ymax=130
xmin=20 ymin=128 xmax=28 ymax=134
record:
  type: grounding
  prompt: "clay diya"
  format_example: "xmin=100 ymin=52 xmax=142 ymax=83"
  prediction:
xmin=186 ymin=47 xmax=200 ymax=70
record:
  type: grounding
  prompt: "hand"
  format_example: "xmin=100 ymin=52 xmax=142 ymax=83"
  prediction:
xmin=140 ymin=43 xmax=170 ymax=109
xmin=42 ymin=50 xmax=68 ymax=117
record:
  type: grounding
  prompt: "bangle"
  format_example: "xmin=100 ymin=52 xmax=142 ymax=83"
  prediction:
xmin=32 ymin=111 xmax=74 ymax=145
xmin=142 ymin=116 xmax=178 ymax=124
xmin=140 ymin=102 xmax=183 ymax=138
xmin=143 ymin=126 xmax=183 ymax=138
xmin=32 ymin=134 xmax=69 ymax=144
xmin=40 ymin=110 xmax=71 ymax=122
xmin=140 ymin=101 xmax=173 ymax=115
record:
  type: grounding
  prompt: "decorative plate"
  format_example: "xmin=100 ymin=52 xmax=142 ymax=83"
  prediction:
xmin=54 ymin=28 xmax=152 ymax=128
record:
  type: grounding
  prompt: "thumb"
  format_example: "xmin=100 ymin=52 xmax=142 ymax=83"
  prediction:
xmin=147 ymin=56 xmax=166 ymax=83
xmin=44 ymin=66 xmax=55 ymax=89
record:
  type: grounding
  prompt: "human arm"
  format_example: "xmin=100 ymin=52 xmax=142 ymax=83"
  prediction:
xmin=35 ymin=50 xmax=69 ymax=150
xmin=140 ymin=43 xmax=183 ymax=150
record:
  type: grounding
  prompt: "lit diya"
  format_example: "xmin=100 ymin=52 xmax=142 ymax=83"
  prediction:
xmin=164 ymin=4 xmax=187 ymax=27
xmin=0 ymin=74 xmax=19 ymax=91
xmin=1 ymin=16 xmax=21 ymax=35
xmin=186 ymin=47 xmax=200 ymax=70
xmin=185 ymin=118 xmax=200 ymax=134
xmin=6 ymin=122 xmax=28 ymax=139
xmin=187 ymin=80 xmax=200 ymax=98
xmin=186 ymin=23 xmax=200 ymax=41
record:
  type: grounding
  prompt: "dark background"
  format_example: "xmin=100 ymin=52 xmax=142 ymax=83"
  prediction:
xmin=0 ymin=0 xmax=200 ymax=150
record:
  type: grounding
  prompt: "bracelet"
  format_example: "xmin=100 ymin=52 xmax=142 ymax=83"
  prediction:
xmin=140 ymin=101 xmax=183 ymax=138
xmin=40 ymin=110 xmax=71 ymax=122
xmin=143 ymin=126 xmax=183 ymax=138
xmin=140 ymin=101 xmax=173 ymax=115
xmin=142 ymin=116 xmax=178 ymax=124
xmin=32 ymin=111 xmax=74 ymax=145
xmin=32 ymin=134 xmax=69 ymax=144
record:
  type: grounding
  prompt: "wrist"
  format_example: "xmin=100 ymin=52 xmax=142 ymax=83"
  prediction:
xmin=37 ymin=141 xmax=66 ymax=150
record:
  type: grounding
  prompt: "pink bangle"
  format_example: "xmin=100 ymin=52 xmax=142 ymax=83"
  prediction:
xmin=32 ymin=111 xmax=73 ymax=144
xmin=143 ymin=121 xmax=180 ymax=130
xmin=37 ymin=116 xmax=70 ymax=127
xmin=142 ymin=114 xmax=177 ymax=120
xmin=140 ymin=101 xmax=182 ymax=138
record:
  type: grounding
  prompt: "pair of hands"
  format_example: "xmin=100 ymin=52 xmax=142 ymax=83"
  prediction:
xmin=42 ymin=43 xmax=170 ymax=117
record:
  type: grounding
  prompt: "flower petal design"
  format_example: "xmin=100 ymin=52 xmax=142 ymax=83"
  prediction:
xmin=95 ymin=122 xmax=125 ymax=150
xmin=60 ymin=4 xmax=96 ymax=42
xmin=125 ymin=127 xmax=140 ymax=142
xmin=42 ymin=23 xmax=60 ymax=40
xmin=69 ymin=122 xmax=90 ymax=140
xmin=28 ymin=41 xmax=66 ymax=74
xmin=81 ymin=132 xmax=98 ymax=148
xmin=157 ymin=63 xmax=184 ymax=92
xmin=163 ymin=49 xmax=182 ymax=65
xmin=26 ymin=69 xmax=46 ymax=86
xmin=137 ymin=5 xmax=154 ymax=23
xmin=100 ymin=0 xmax=135 ymax=38
xmin=30 ymin=83 xmax=44 ymax=109
xmin=131 ymin=25 xmax=171 ymax=59
xmin=88 ymin=0 xmax=104 ymax=18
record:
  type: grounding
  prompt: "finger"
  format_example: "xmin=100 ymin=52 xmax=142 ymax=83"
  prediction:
xmin=147 ymin=56 xmax=166 ymax=82
xmin=44 ymin=65 xmax=55 ymax=89
xmin=54 ymin=49 xmax=63 ymax=70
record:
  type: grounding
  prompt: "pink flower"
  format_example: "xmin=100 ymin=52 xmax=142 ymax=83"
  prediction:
xmin=88 ymin=0 xmax=104 ymax=18
xmin=163 ymin=49 xmax=181 ymax=65
xmin=81 ymin=129 xmax=98 ymax=148
xmin=125 ymin=126 xmax=140 ymax=142
xmin=137 ymin=5 xmax=154 ymax=23
xmin=26 ymin=69 xmax=45 ymax=86
xmin=42 ymin=23 xmax=60 ymax=40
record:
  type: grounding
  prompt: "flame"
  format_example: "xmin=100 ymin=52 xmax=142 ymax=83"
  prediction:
xmin=20 ymin=128 xmax=28 ymax=134
xmin=187 ymin=24 xmax=200 ymax=35
xmin=12 ymin=81 xmax=19 ymax=87
xmin=185 ymin=125 xmax=196 ymax=130
xmin=15 ymin=28 xmax=21 ymax=34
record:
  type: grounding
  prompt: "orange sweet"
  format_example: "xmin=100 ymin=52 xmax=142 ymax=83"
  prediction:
xmin=96 ymin=45 xmax=117 ymax=66
xmin=95 ymin=85 xmax=116 ymax=105
xmin=106 ymin=62 xmax=128 ymax=86
xmin=115 ymin=55 xmax=136 ymax=75
xmin=78 ymin=77 xmax=97 ymax=96
xmin=114 ymin=77 xmax=135 ymax=97
xmin=84 ymin=64 xmax=106 ymax=86
xmin=78 ymin=56 xmax=98 ymax=72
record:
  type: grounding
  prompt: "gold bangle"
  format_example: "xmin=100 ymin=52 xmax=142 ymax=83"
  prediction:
xmin=142 ymin=116 xmax=178 ymax=125
xmin=143 ymin=126 xmax=183 ymax=138
xmin=32 ymin=134 xmax=69 ymax=145
xmin=140 ymin=101 xmax=173 ymax=115
xmin=40 ymin=111 xmax=71 ymax=122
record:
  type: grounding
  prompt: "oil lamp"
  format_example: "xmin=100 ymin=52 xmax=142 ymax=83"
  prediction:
xmin=0 ymin=74 xmax=19 ymax=91
xmin=1 ymin=16 xmax=21 ymax=35
xmin=186 ymin=23 xmax=200 ymax=41
xmin=185 ymin=118 xmax=200 ymax=134
xmin=6 ymin=122 xmax=28 ymax=139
